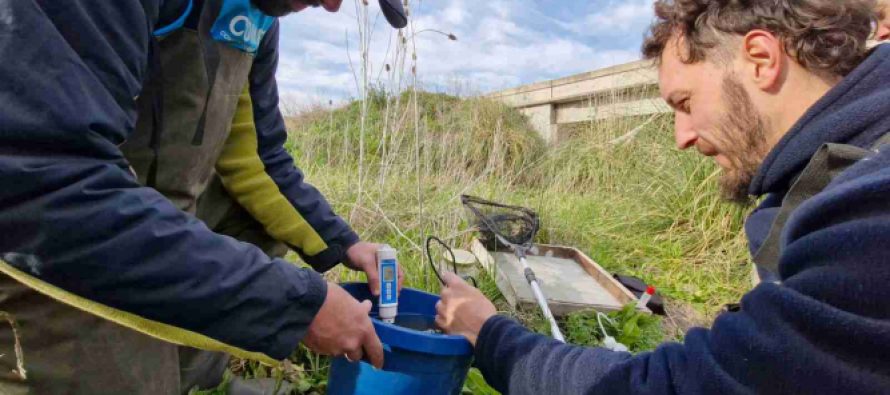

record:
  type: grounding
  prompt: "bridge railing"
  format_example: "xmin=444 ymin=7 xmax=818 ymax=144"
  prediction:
xmin=487 ymin=59 xmax=669 ymax=143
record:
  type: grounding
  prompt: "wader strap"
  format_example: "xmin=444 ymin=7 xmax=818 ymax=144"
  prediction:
xmin=138 ymin=1 xmax=164 ymax=188
xmin=146 ymin=36 xmax=164 ymax=187
xmin=192 ymin=0 xmax=223 ymax=146
xmin=754 ymin=132 xmax=890 ymax=277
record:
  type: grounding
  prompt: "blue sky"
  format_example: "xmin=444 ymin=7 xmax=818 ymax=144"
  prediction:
xmin=276 ymin=0 xmax=655 ymax=108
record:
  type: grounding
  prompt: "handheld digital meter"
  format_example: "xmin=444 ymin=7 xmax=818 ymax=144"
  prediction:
xmin=377 ymin=245 xmax=398 ymax=324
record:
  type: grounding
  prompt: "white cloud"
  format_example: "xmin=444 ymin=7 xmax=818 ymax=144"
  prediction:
xmin=274 ymin=1 xmax=653 ymax=108
xmin=441 ymin=0 xmax=466 ymax=25
xmin=567 ymin=0 xmax=655 ymax=36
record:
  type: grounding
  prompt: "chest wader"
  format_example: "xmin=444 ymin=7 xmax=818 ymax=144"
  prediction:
xmin=127 ymin=0 xmax=290 ymax=392
xmin=0 ymin=1 xmax=284 ymax=394
xmin=751 ymin=133 xmax=890 ymax=285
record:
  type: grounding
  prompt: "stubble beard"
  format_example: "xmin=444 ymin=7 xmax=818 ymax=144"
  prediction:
xmin=713 ymin=75 xmax=771 ymax=205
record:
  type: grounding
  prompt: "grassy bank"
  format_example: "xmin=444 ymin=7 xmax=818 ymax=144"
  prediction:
xmin=228 ymin=90 xmax=752 ymax=394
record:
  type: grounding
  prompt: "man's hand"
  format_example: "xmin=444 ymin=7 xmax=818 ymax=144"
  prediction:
xmin=303 ymin=283 xmax=384 ymax=368
xmin=345 ymin=241 xmax=405 ymax=296
xmin=435 ymin=272 xmax=497 ymax=346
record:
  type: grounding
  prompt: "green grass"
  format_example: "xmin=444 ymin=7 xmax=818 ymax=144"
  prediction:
xmin=229 ymin=89 xmax=752 ymax=393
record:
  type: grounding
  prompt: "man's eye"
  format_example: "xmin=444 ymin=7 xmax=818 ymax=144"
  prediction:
xmin=679 ymin=99 xmax=690 ymax=113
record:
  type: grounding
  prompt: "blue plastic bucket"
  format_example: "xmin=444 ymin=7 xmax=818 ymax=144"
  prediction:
xmin=327 ymin=283 xmax=474 ymax=395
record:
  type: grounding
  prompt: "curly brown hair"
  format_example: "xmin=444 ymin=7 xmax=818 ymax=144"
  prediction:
xmin=642 ymin=0 xmax=878 ymax=77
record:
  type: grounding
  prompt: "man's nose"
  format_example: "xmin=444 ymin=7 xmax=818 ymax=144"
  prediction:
xmin=674 ymin=113 xmax=697 ymax=150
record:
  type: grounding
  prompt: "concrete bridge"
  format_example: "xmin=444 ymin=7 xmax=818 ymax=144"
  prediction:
xmin=492 ymin=40 xmax=885 ymax=143
xmin=488 ymin=59 xmax=669 ymax=143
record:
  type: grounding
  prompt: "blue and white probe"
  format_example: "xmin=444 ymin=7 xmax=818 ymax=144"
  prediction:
xmin=377 ymin=245 xmax=399 ymax=324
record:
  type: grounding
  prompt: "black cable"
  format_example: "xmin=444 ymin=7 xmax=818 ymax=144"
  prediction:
xmin=425 ymin=235 xmax=483 ymax=289
xmin=426 ymin=236 xmax=456 ymax=285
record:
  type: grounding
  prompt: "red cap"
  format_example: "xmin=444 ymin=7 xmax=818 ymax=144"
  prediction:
xmin=646 ymin=285 xmax=656 ymax=295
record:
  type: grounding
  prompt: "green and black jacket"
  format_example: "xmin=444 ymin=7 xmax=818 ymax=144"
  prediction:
xmin=220 ymin=14 xmax=360 ymax=271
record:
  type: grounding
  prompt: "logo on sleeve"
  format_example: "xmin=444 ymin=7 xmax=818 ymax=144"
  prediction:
xmin=210 ymin=0 xmax=275 ymax=54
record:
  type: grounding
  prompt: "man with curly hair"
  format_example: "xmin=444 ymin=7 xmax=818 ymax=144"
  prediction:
xmin=435 ymin=1 xmax=890 ymax=394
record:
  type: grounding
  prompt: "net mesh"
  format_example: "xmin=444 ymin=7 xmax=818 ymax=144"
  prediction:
xmin=461 ymin=195 xmax=539 ymax=250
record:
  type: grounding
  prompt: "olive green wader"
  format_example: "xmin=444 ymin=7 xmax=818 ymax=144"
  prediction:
xmin=0 ymin=0 xmax=286 ymax=393
xmin=750 ymin=132 xmax=890 ymax=285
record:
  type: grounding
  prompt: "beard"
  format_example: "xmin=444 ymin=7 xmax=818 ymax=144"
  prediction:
xmin=251 ymin=0 xmax=320 ymax=17
xmin=712 ymin=75 xmax=771 ymax=204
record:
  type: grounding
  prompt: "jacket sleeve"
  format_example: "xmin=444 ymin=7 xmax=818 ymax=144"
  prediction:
xmin=0 ymin=0 xmax=326 ymax=364
xmin=473 ymin=149 xmax=890 ymax=394
xmin=216 ymin=21 xmax=359 ymax=273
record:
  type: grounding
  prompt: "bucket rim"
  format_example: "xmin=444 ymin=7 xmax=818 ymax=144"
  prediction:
xmin=340 ymin=282 xmax=474 ymax=356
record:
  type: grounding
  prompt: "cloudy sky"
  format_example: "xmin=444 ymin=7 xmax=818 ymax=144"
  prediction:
xmin=276 ymin=0 xmax=655 ymax=108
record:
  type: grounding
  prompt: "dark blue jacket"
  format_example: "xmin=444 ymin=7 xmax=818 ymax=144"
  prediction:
xmin=0 ymin=0 xmax=339 ymax=362
xmin=473 ymin=44 xmax=890 ymax=394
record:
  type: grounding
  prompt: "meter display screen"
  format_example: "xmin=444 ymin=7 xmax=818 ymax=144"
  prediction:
xmin=383 ymin=266 xmax=395 ymax=282
xmin=380 ymin=259 xmax=398 ymax=305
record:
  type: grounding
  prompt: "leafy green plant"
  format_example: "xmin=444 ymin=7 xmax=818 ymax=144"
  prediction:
xmin=462 ymin=368 xmax=500 ymax=395
xmin=565 ymin=304 xmax=663 ymax=353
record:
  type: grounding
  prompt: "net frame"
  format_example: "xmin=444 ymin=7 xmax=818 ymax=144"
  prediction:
xmin=460 ymin=195 xmax=540 ymax=253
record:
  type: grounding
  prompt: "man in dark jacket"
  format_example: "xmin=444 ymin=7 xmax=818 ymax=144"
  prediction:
xmin=119 ymin=0 xmax=407 ymax=391
xmin=435 ymin=1 xmax=890 ymax=394
xmin=0 ymin=0 xmax=405 ymax=393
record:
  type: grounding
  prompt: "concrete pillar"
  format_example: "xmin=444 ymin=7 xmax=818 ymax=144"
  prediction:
xmin=520 ymin=104 xmax=559 ymax=144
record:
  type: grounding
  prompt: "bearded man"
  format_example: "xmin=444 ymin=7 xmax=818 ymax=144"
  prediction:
xmin=435 ymin=1 xmax=890 ymax=394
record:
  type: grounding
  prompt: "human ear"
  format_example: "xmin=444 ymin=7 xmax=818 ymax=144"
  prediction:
xmin=740 ymin=30 xmax=784 ymax=91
